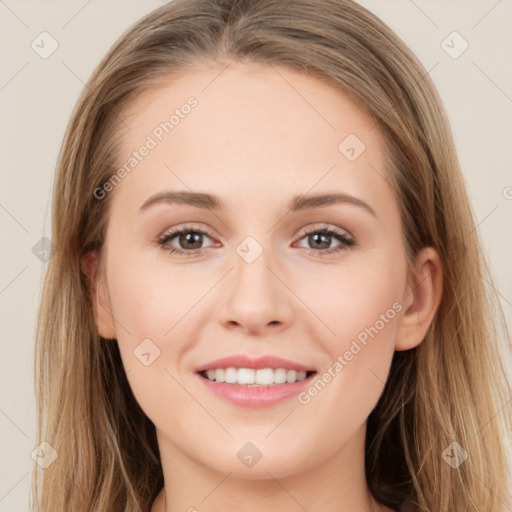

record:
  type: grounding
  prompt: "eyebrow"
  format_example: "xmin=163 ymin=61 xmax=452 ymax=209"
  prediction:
xmin=138 ymin=190 xmax=377 ymax=217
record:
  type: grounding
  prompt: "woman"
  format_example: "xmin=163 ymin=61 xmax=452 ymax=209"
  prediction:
xmin=32 ymin=0 xmax=512 ymax=511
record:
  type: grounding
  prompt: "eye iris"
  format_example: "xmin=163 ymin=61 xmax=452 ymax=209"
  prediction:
xmin=309 ymin=233 xmax=331 ymax=249
xmin=180 ymin=232 xmax=203 ymax=249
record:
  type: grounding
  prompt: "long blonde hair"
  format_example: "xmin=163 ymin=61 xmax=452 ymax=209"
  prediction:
xmin=32 ymin=0 xmax=512 ymax=510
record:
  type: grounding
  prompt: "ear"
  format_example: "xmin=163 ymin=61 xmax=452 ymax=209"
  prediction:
xmin=395 ymin=247 xmax=443 ymax=351
xmin=80 ymin=250 xmax=117 ymax=339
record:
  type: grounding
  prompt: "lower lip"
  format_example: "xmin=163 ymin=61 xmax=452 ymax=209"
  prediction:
xmin=196 ymin=372 xmax=316 ymax=408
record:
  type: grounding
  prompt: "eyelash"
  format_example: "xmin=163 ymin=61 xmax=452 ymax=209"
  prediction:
xmin=156 ymin=223 xmax=356 ymax=259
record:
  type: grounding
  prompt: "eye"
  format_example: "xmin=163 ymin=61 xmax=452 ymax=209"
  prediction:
xmin=157 ymin=224 xmax=216 ymax=258
xmin=156 ymin=223 xmax=355 ymax=258
xmin=294 ymin=225 xmax=355 ymax=258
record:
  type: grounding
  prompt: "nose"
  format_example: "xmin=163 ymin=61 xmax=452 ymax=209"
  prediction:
xmin=216 ymin=244 xmax=295 ymax=336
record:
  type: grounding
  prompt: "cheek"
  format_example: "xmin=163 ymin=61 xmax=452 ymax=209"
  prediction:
xmin=106 ymin=246 xmax=208 ymax=339
xmin=295 ymin=251 xmax=405 ymax=416
xmin=331 ymin=274 xmax=402 ymax=358
xmin=102 ymin=247 xmax=203 ymax=409
xmin=304 ymin=251 xmax=405 ymax=354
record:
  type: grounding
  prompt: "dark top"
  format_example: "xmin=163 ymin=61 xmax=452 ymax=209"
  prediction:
xmin=396 ymin=495 xmax=417 ymax=512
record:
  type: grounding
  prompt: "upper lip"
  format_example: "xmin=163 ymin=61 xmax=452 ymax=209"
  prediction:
xmin=195 ymin=354 xmax=316 ymax=373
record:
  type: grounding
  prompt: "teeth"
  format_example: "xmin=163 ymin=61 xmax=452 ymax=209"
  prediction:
xmin=202 ymin=367 xmax=310 ymax=385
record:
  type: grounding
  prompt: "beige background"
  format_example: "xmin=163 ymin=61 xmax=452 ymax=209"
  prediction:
xmin=1 ymin=0 xmax=511 ymax=509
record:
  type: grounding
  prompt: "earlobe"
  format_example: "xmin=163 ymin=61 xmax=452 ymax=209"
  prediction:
xmin=80 ymin=250 xmax=117 ymax=339
xmin=395 ymin=247 xmax=443 ymax=351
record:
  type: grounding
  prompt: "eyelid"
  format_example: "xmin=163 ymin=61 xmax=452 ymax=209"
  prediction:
xmin=295 ymin=223 xmax=354 ymax=241
xmin=158 ymin=223 xmax=215 ymax=239
xmin=157 ymin=223 xmax=353 ymax=243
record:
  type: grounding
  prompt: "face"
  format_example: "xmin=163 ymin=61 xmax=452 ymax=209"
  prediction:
xmin=92 ymin=62 xmax=412 ymax=479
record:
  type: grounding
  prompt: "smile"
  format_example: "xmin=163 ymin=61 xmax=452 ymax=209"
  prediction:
xmin=199 ymin=367 xmax=316 ymax=386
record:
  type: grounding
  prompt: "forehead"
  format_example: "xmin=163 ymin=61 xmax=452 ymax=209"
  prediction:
xmin=112 ymin=62 xmax=391 ymax=213
xmin=121 ymin=61 xmax=380 ymax=147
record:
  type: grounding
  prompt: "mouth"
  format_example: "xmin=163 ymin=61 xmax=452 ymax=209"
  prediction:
xmin=197 ymin=368 xmax=317 ymax=386
xmin=194 ymin=354 xmax=318 ymax=407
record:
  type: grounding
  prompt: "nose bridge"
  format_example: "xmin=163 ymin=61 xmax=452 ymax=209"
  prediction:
xmin=217 ymin=232 xmax=293 ymax=333
xmin=232 ymin=233 xmax=279 ymax=302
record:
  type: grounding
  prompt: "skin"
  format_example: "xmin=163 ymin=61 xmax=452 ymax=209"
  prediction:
xmin=82 ymin=62 xmax=442 ymax=512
